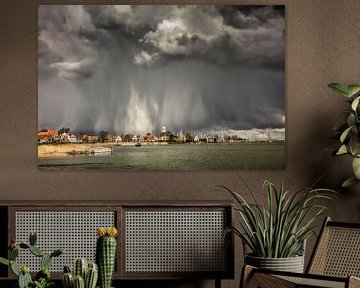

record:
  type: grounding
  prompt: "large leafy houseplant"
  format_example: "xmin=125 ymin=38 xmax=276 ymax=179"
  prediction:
xmin=328 ymin=83 xmax=360 ymax=187
xmin=221 ymin=180 xmax=334 ymax=260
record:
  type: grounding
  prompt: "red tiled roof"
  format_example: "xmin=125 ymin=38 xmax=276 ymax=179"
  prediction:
xmin=37 ymin=129 xmax=58 ymax=139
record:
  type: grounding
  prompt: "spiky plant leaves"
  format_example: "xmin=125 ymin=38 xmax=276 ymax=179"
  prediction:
xmin=221 ymin=179 xmax=335 ymax=258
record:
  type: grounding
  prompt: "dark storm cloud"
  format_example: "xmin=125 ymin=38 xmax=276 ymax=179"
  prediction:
xmin=38 ymin=5 xmax=285 ymax=134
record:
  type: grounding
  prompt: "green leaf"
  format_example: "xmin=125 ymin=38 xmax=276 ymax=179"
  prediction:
xmin=351 ymin=96 xmax=360 ymax=111
xmin=328 ymin=83 xmax=351 ymax=97
xmin=336 ymin=145 xmax=348 ymax=155
xmin=342 ymin=177 xmax=360 ymax=188
xmin=347 ymin=114 xmax=356 ymax=128
xmin=0 ymin=257 xmax=9 ymax=266
xmin=340 ymin=126 xmax=353 ymax=143
xmin=347 ymin=85 xmax=360 ymax=97
xmin=352 ymin=157 xmax=360 ymax=179
xmin=10 ymin=261 xmax=20 ymax=276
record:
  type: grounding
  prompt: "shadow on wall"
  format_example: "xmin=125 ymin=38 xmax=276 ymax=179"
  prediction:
xmin=292 ymin=105 xmax=360 ymax=220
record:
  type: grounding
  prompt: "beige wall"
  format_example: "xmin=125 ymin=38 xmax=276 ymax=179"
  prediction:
xmin=1 ymin=0 xmax=360 ymax=287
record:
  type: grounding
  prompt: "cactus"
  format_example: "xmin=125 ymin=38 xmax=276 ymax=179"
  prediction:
xmin=18 ymin=269 xmax=32 ymax=288
xmin=29 ymin=245 xmax=44 ymax=257
xmin=96 ymin=227 xmax=118 ymax=288
xmin=63 ymin=272 xmax=74 ymax=288
xmin=51 ymin=248 xmax=64 ymax=258
xmin=85 ymin=263 xmax=98 ymax=288
xmin=73 ymin=275 xmax=85 ymax=288
xmin=74 ymin=258 xmax=87 ymax=279
xmin=0 ymin=233 xmax=63 ymax=288
xmin=41 ymin=253 xmax=52 ymax=270
xmin=63 ymin=259 xmax=98 ymax=288
xmin=35 ymin=268 xmax=51 ymax=283
xmin=9 ymin=246 xmax=19 ymax=260
xmin=29 ymin=232 xmax=37 ymax=246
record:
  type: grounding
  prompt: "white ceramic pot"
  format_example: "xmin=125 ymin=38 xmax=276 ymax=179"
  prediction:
xmin=245 ymin=254 xmax=305 ymax=273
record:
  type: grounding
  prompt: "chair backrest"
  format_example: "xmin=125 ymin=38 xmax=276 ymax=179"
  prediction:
xmin=307 ymin=217 xmax=360 ymax=277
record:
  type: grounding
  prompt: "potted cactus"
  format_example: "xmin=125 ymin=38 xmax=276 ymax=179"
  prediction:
xmin=96 ymin=227 xmax=118 ymax=288
xmin=0 ymin=232 xmax=63 ymax=288
xmin=62 ymin=258 xmax=98 ymax=288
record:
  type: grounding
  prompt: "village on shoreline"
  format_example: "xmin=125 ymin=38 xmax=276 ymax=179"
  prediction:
xmin=38 ymin=126 xmax=284 ymax=158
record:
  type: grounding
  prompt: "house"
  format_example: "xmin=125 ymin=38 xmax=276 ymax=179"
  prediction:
xmin=193 ymin=135 xmax=200 ymax=143
xmin=132 ymin=135 xmax=138 ymax=142
xmin=122 ymin=134 xmax=134 ymax=142
xmin=60 ymin=132 xmax=70 ymax=143
xmin=81 ymin=134 xmax=98 ymax=143
xmin=69 ymin=134 xmax=78 ymax=143
xmin=37 ymin=129 xmax=58 ymax=143
xmin=174 ymin=135 xmax=186 ymax=143
xmin=144 ymin=133 xmax=158 ymax=142
xmin=159 ymin=131 xmax=171 ymax=142
xmin=105 ymin=133 xmax=116 ymax=142
xmin=115 ymin=136 xmax=122 ymax=143
xmin=205 ymin=134 xmax=215 ymax=143
xmin=137 ymin=135 xmax=144 ymax=142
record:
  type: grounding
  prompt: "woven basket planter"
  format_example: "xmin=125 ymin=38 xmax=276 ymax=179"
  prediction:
xmin=245 ymin=254 xmax=305 ymax=273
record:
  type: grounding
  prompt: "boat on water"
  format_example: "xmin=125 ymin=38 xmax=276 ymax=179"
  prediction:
xmin=90 ymin=147 xmax=113 ymax=154
xmin=135 ymin=142 xmax=141 ymax=147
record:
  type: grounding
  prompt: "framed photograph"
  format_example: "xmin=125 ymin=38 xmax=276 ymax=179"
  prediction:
xmin=38 ymin=5 xmax=285 ymax=170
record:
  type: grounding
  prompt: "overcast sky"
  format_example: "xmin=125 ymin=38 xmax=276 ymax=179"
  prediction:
xmin=38 ymin=5 xmax=285 ymax=134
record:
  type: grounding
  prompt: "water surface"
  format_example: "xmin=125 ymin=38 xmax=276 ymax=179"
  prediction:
xmin=38 ymin=142 xmax=285 ymax=170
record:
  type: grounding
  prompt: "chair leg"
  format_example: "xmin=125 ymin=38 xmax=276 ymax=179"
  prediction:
xmin=215 ymin=278 xmax=221 ymax=288
xmin=240 ymin=265 xmax=255 ymax=288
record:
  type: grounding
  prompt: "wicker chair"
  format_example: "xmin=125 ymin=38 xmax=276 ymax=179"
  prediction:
xmin=241 ymin=217 xmax=360 ymax=288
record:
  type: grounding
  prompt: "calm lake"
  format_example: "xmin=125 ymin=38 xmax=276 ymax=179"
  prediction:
xmin=38 ymin=142 xmax=285 ymax=171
